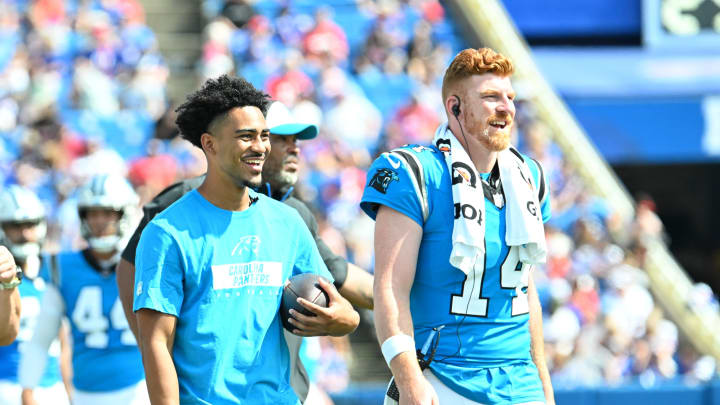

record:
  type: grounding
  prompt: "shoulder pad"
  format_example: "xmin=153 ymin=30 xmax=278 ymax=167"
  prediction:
xmin=385 ymin=146 xmax=431 ymax=222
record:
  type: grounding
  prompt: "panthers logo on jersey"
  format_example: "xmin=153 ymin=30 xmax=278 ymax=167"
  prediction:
xmin=369 ymin=168 xmax=399 ymax=194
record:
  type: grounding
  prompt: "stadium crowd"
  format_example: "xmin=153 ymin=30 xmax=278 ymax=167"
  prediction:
xmin=0 ymin=0 xmax=718 ymax=401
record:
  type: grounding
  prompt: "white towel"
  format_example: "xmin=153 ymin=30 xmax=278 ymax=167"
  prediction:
xmin=498 ymin=147 xmax=547 ymax=265
xmin=432 ymin=123 xmax=546 ymax=275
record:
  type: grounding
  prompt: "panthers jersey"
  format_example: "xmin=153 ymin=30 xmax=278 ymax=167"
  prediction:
xmin=42 ymin=251 xmax=144 ymax=392
xmin=0 ymin=276 xmax=61 ymax=387
xmin=361 ymin=144 xmax=550 ymax=400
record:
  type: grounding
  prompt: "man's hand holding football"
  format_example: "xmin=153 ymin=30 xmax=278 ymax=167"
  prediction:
xmin=288 ymin=277 xmax=360 ymax=337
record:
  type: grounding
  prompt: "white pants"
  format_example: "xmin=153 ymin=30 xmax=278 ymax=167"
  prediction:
xmin=383 ymin=369 xmax=545 ymax=405
xmin=0 ymin=381 xmax=69 ymax=405
xmin=73 ymin=380 xmax=149 ymax=405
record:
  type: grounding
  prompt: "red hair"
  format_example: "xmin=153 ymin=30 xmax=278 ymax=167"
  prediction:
xmin=441 ymin=48 xmax=514 ymax=102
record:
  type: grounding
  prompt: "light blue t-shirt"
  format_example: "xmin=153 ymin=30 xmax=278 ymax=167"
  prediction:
xmin=134 ymin=189 xmax=333 ymax=405
xmin=361 ymin=144 xmax=550 ymax=403
xmin=0 ymin=276 xmax=61 ymax=387
xmin=43 ymin=251 xmax=145 ymax=392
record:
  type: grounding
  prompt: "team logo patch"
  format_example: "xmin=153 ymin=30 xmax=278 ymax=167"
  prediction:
xmin=369 ymin=168 xmax=399 ymax=194
xmin=451 ymin=162 xmax=477 ymax=188
xmin=231 ymin=236 xmax=261 ymax=256
xmin=435 ymin=138 xmax=451 ymax=152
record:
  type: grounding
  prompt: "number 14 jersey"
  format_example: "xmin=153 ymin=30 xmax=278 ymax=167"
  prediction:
xmin=360 ymin=144 xmax=551 ymax=368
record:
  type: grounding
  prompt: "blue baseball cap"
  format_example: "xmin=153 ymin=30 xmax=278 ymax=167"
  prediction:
xmin=266 ymin=101 xmax=318 ymax=140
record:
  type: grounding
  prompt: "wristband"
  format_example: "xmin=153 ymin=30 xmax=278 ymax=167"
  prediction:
xmin=0 ymin=266 xmax=22 ymax=290
xmin=381 ymin=334 xmax=416 ymax=367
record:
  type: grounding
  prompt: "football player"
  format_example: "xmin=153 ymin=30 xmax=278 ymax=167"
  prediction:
xmin=0 ymin=185 xmax=70 ymax=405
xmin=19 ymin=174 xmax=148 ymax=405
xmin=361 ymin=48 xmax=555 ymax=405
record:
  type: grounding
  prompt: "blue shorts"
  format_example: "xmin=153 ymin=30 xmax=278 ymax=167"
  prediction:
xmin=430 ymin=360 xmax=545 ymax=404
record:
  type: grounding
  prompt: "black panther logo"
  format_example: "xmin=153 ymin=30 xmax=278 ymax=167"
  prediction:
xmin=369 ymin=168 xmax=399 ymax=194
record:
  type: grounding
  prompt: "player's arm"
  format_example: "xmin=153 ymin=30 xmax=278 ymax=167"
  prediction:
xmin=290 ymin=199 xmax=375 ymax=310
xmin=118 ymin=204 xmax=154 ymax=345
xmin=0 ymin=287 xmax=20 ymax=346
xmin=117 ymin=257 xmax=139 ymax=342
xmin=58 ymin=321 xmax=74 ymax=401
xmin=285 ymin=210 xmax=359 ymax=337
xmin=19 ymin=283 xmax=65 ymax=400
xmin=338 ymin=263 xmax=374 ymax=310
xmin=528 ymin=275 xmax=555 ymax=405
xmin=137 ymin=309 xmax=179 ymax=405
xmin=315 ymin=236 xmax=374 ymax=310
xmin=134 ymin=220 xmax=185 ymax=404
xmin=374 ymin=205 xmax=438 ymax=405
xmin=0 ymin=245 xmax=21 ymax=345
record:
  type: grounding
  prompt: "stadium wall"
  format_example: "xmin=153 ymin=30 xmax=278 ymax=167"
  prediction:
xmin=331 ymin=380 xmax=720 ymax=405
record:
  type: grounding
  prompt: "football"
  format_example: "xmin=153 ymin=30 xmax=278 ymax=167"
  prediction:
xmin=280 ymin=273 xmax=330 ymax=332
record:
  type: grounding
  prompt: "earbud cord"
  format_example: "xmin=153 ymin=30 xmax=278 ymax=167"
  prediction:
xmin=435 ymin=99 xmax=477 ymax=363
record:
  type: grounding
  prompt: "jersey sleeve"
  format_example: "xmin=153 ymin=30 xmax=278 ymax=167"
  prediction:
xmin=360 ymin=151 xmax=425 ymax=227
xmin=133 ymin=221 xmax=184 ymax=317
xmin=290 ymin=210 xmax=334 ymax=284
xmin=527 ymin=157 xmax=551 ymax=223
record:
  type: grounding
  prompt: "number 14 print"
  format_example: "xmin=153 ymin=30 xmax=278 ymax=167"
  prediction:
xmin=451 ymin=246 xmax=531 ymax=317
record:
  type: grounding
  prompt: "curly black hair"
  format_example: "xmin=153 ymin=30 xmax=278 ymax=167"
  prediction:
xmin=175 ymin=75 xmax=270 ymax=148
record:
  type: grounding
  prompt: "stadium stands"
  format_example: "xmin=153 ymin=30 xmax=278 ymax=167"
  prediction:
xmin=0 ymin=0 xmax=717 ymax=403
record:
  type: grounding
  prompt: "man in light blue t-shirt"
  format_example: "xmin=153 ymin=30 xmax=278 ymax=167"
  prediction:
xmin=133 ymin=75 xmax=359 ymax=405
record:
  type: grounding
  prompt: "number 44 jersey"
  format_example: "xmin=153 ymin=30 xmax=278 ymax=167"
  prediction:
xmin=360 ymin=144 xmax=550 ymax=368
xmin=41 ymin=250 xmax=144 ymax=392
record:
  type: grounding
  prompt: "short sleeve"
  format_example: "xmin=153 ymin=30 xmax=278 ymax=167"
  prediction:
xmin=540 ymin=181 xmax=551 ymax=223
xmin=360 ymin=152 xmax=425 ymax=226
xmin=133 ymin=221 xmax=184 ymax=316
xmin=526 ymin=157 xmax=551 ymax=223
xmin=121 ymin=177 xmax=203 ymax=264
xmin=290 ymin=211 xmax=334 ymax=283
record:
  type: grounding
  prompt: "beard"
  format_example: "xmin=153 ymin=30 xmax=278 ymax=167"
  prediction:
xmin=480 ymin=127 xmax=511 ymax=151
xmin=265 ymin=168 xmax=298 ymax=191
xmin=467 ymin=113 xmax=512 ymax=151
xmin=264 ymin=154 xmax=299 ymax=192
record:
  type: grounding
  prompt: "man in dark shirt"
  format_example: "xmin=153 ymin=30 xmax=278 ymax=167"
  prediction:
xmin=116 ymin=101 xmax=374 ymax=403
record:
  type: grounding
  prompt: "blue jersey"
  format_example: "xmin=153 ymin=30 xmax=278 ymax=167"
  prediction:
xmin=360 ymin=145 xmax=550 ymax=401
xmin=0 ymin=276 xmax=61 ymax=387
xmin=43 ymin=252 xmax=144 ymax=392
xmin=134 ymin=189 xmax=332 ymax=405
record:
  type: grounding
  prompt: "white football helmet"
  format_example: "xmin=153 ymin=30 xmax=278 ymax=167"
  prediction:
xmin=76 ymin=174 xmax=139 ymax=254
xmin=0 ymin=185 xmax=47 ymax=264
